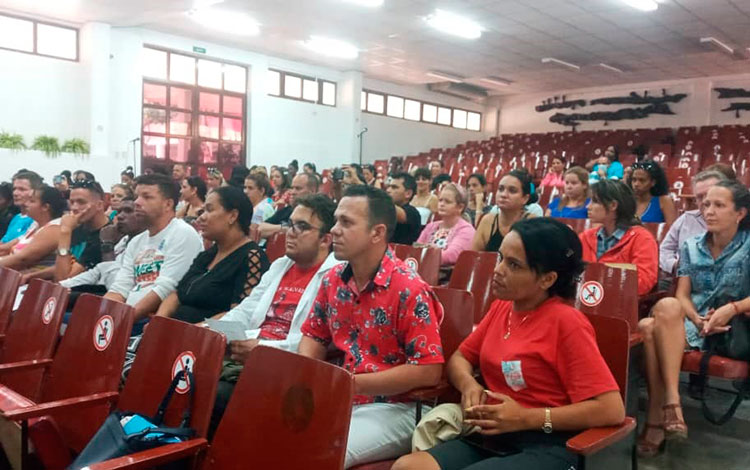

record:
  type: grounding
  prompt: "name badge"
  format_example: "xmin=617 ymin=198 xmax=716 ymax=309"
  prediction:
xmin=501 ymin=360 xmax=527 ymax=392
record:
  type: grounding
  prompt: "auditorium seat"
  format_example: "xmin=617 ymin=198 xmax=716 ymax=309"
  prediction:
xmin=0 ymin=267 xmax=23 ymax=340
xmin=448 ymin=251 xmax=499 ymax=323
xmin=642 ymin=222 xmax=668 ymax=244
xmin=556 ymin=217 xmax=592 ymax=234
xmin=265 ymin=231 xmax=287 ymax=262
xmin=391 ymin=243 xmax=441 ymax=286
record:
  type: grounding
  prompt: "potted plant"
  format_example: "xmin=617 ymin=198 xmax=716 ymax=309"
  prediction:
xmin=61 ymin=138 xmax=90 ymax=155
xmin=0 ymin=131 xmax=26 ymax=150
xmin=31 ymin=136 xmax=61 ymax=157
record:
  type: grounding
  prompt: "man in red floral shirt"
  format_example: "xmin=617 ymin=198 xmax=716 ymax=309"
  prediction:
xmin=299 ymin=185 xmax=445 ymax=468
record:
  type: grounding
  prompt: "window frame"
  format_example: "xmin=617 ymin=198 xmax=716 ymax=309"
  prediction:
xmin=267 ymin=68 xmax=337 ymax=107
xmin=0 ymin=12 xmax=79 ymax=62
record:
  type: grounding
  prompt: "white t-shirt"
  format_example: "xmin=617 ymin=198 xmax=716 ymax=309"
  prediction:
xmin=61 ymin=235 xmax=130 ymax=290
xmin=108 ymin=218 xmax=203 ymax=307
xmin=252 ymin=198 xmax=276 ymax=225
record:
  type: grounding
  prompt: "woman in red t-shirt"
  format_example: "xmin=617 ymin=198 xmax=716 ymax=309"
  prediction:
xmin=394 ymin=218 xmax=625 ymax=470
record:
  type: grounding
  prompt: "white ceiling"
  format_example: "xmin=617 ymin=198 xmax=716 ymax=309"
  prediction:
xmin=3 ymin=0 xmax=750 ymax=97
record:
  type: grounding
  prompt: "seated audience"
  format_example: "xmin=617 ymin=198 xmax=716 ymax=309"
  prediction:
xmin=411 ymin=167 xmax=439 ymax=225
xmin=362 ymin=164 xmax=382 ymax=189
xmin=120 ymin=166 xmax=135 ymax=188
xmin=171 ymin=163 xmax=187 ymax=183
xmin=586 ymin=145 xmax=624 ymax=181
xmin=72 ymin=170 xmax=95 ymax=183
xmin=430 ymin=160 xmax=452 ymax=191
xmin=473 ymin=170 xmax=536 ymax=252
xmin=0 ymin=182 xmax=19 ymax=240
xmin=465 ymin=173 xmax=491 ymax=227
xmin=393 ymin=218 xmax=624 ymax=470
xmin=302 ymin=161 xmax=316 ymax=176
xmin=298 ymin=185 xmax=444 ymax=468
xmin=539 ymin=155 xmax=566 ymax=191
xmin=156 ymin=186 xmax=269 ymax=323
xmin=107 ymin=183 xmax=134 ymax=221
xmin=176 ymin=176 xmax=207 ymax=224
xmin=229 ymin=165 xmax=251 ymax=189
xmin=53 ymin=173 xmax=70 ymax=199
xmin=208 ymin=194 xmax=340 ymax=435
xmin=206 ymin=167 xmax=227 ymax=191
xmin=630 ymin=160 xmax=677 ymax=226
xmin=579 ymin=180 xmax=658 ymax=295
xmin=545 ymin=166 xmax=590 ymax=219
xmin=659 ymin=171 xmax=725 ymax=281
xmin=270 ymin=167 xmax=291 ymax=208
xmin=704 ymin=163 xmax=736 ymax=181
xmin=104 ymin=174 xmax=203 ymax=331
xmin=386 ymin=172 xmax=422 ymax=245
xmin=417 ymin=183 xmax=476 ymax=266
xmin=637 ymin=180 xmax=750 ymax=457
xmin=244 ymin=174 xmax=276 ymax=224
xmin=288 ymin=159 xmax=299 ymax=179
xmin=0 ymin=185 xmax=65 ymax=273
xmin=1 ymin=171 xmax=42 ymax=245
xmin=258 ymin=172 xmax=318 ymax=239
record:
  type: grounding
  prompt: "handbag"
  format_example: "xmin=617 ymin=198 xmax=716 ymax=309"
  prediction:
xmin=69 ymin=370 xmax=196 ymax=469
xmin=698 ymin=313 xmax=750 ymax=425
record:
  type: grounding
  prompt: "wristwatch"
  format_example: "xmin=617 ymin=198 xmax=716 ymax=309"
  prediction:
xmin=542 ymin=408 xmax=553 ymax=434
xmin=56 ymin=248 xmax=70 ymax=257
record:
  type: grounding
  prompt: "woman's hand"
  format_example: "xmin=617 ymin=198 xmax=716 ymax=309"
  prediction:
xmin=460 ymin=381 xmax=486 ymax=418
xmin=689 ymin=313 xmax=705 ymax=332
xmin=702 ymin=304 xmax=736 ymax=336
xmin=463 ymin=391 xmax=529 ymax=435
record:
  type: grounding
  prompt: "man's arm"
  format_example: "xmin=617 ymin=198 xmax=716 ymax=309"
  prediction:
xmin=353 ymin=363 xmax=442 ymax=396
xmin=258 ymin=222 xmax=282 ymax=239
xmin=54 ymin=214 xmax=84 ymax=282
xmin=394 ymin=205 xmax=407 ymax=224
xmin=132 ymin=291 xmax=163 ymax=321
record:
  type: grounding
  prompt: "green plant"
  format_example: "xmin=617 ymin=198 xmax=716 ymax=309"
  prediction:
xmin=0 ymin=131 xmax=26 ymax=150
xmin=31 ymin=135 xmax=61 ymax=157
xmin=61 ymin=138 xmax=90 ymax=155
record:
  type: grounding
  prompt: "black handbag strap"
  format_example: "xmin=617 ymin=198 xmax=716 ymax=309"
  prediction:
xmin=124 ymin=425 xmax=195 ymax=443
xmin=152 ymin=369 xmax=194 ymax=428
xmin=698 ymin=345 xmax=748 ymax=425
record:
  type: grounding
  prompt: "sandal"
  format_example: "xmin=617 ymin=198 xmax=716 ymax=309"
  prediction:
xmin=637 ymin=423 xmax=666 ymax=458
xmin=663 ymin=404 xmax=688 ymax=440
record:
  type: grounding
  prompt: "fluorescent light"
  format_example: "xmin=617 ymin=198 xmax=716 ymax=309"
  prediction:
xmin=302 ymin=36 xmax=359 ymax=59
xmin=621 ymin=0 xmax=658 ymax=12
xmin=425 ymin=9 xmax=482 ymax=40
xmin=480 ymin=76 xmax=512 ymax=87
xmin=700 ymin=36 xmax=734 ymax=55
xmin=342 ymin=0 xmax=384 ymax=7
xmin=599 ymin=63 xmax=624 ymax=73
xmin=426 ymin=70 xmax=464 ymax=83
xmin=541 ymin=57 xmax=580 ymax=71
xmin=188 ymin=8 xmax=260 ymax=36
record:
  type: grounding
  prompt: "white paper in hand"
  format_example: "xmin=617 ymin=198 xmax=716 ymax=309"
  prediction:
xmin=205 ymin=319 xmax=247 ymax=341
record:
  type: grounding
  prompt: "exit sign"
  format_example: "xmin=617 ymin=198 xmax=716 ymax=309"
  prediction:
xmin=193 ymin=46 xmax=206 ymax=54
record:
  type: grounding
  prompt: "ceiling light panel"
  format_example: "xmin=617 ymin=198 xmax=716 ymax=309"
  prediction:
xmin=188 ymin=7 xmax=260 ymax=36
xmin=342 ymin=0 xmax=384 ymax=7
xmin=302 ymin=36 xmax=359 ymax=59
xmin=480 ymin=76 xmax=512 ymax=87
xmin=621 ymin=0 xmax=658 ymax=12
xmin=541 ymin=57 xmax=580 ymax=71
xmin=426 ymin=70 xmax=464 ymax=83
xmin=425 ymin=9 xmax=482 ymax=40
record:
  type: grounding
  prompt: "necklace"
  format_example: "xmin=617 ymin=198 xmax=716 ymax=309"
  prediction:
xmin=504 ymin=312 xmax=531 ymax=340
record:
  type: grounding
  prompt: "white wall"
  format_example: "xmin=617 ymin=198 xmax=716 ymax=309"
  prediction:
xmin=499 ymin=74 xmax=750 ymax=134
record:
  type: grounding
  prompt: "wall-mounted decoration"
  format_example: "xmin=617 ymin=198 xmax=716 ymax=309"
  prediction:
xmin=589 ymin=90 xmax=687 ymax=106
xmin=535 ymin=95 xmax=587 ymax=112
xmin=714 ymin=87 xmax=750 ymax=99
xmin=550 ymin=103 xmax=676 ymax=128
xmin=721 ymin=102 xmax=750 ymax=118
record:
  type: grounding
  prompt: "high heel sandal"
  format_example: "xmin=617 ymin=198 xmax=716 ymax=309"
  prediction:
xmin=637 ymin=423 xmax=666 ymax=458
xmin=663 ymin=404 xmax=688 ymax=440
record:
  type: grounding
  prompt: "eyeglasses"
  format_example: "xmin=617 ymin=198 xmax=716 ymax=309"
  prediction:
xmin=288 ymin=220 xmax=322 ymax=235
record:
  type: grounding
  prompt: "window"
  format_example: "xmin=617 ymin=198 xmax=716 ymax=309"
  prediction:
xmin=141 ymin=46 xmax=247 ymax=178
xmin=360 ymin=90 xmax=481 ymax=131
xmin=0 ymin=14 xmax=78 ymax=61
xmin=267 ymin=68 xmax=337 ymax=106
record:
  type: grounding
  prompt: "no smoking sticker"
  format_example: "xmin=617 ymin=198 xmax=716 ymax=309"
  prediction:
xmin=41 ymin=297 xmax=56 ymax=325
xmin=580 ymin=281 xmax=604 ymax=307
xmin=172 ymin=351 xmax=196 ymax=394
xmin=404 ymin=257 xmax=419 ymax=272
xmin=93 ymin=315 xmax=114 ymax=352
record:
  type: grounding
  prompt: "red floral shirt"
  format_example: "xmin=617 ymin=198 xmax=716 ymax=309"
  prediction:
xmin=301 ymin=249 xmax=445 ymax=405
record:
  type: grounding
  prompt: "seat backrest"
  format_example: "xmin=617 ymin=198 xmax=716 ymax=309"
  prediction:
xmin=448 ymin=251 xmax=499 ymax=323
xmin=265 ymin=231 xmax=287 ymax=263
xmin=643 ymin=222 xmax=667 ymax=244
xmin=0 ymin=267 xmax=22 ymax=335
xmin=0 ymin=279 xmax=69 ymax=399
xmin=392 ymin=244 xmax=441 ymax=286
xmin=118 ymin=316 xmax=225 ymax=439
xmin=555 ymin=217 xmax=590 ymax=234
xmin=40 ymin=294 xmax=134 ymax=452
xmin=204 ymin=346 xmax=354 ymax=470
xmin=574 ymin=263 xmax=639 ymax=334
xmin=585 ymin=314 xmax=630 ymax=403
xmin=433 ymin=287 xmax=474 ymax=359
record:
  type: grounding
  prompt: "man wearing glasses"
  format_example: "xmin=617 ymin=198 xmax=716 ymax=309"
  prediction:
xmin=257 ymin=172 xmax=319 ymax=240
xmin=208 ymin=193 xmax=341 ymax=435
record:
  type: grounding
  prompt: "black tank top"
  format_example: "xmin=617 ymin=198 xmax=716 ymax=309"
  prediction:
xmin=485 ymin=211 xmax=531 ymax=252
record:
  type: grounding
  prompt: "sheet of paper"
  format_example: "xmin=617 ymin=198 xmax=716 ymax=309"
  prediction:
xmin=205 ymin=319 xmax=247 ymax=342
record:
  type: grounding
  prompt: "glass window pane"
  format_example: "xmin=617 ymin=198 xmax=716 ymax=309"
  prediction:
xmin=199 ymin=115 xmax=220 ymax=139
xmin=223 ymin=95 xmax=243 ymax=117
xmin=197 ymin=59 xmax=222 ymax=89
xmin=143 ymin=83 xmax=167 ymax=106
xmin=303 ymin=79 xmax=318 ymax=102
xmin=143 ymin=108 xmax=166 ymax=134
xmin=267 ymin=70 xmax=281 ymax=96
xmin=220 ymin=143 xmax=243 ymax=166
xmin=322 ymin=82 xmax=336 ymax=106
xmin=387 ymin=96 xmax=404 ymax=118
xmin=170 ymin=87 xmax=192 ymax=110
xmin=198 ymin=141 xmax=218 ymax=164
xmin=452 ymin=109 xmax=467 ymax=129
xmin=361 ymin=91 xmax=367 ymax=110
xmin=437 ymin=107 xmax=452 ymax=125
xmin=0 ymin=16 xmax=33 ymax=52
xmin=169 ymin=54 xmax=195 ymax=85
xmin=284 ymin=75 xmax=302 ymax=98
xmin=36 ymin=24 xmax=77 ymax=59
xmin=169 ymin=138 xmax=190 ymax=162
xmin=224 ymin=65 xmax=246 ymax=93
xmin=367 ymin=93 xmax=384 ymax=114
xmin=221 ymin=117 xmax=243 ymax=142
xmin=142 ymin=48 xmax=167 ymax=79
xmin=142 ymin=136 xmax=167 ymax=160
xmin=199 ymin=93 xmax=220 ymax=113
xmin=423 ymin=104 xmax=437 ymax=123
xmin=404 ymin=99 xmax=421 ymax=121
xmin=467 ymin=112 xmax=481 ymax=131
xmin=169 ymin=111 xmax=191 ymax=136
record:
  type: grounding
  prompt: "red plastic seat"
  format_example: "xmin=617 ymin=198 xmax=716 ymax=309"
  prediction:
xmin=265 ymin=231 xmax=287 ymax=262
xmin=555 ymin=217 xmax=592 ymax=234
xmin=84 ymin=346 xmax=354 ymax=470
xmin=0 ymin=279 xmax=69 ymax=400
xmin=681 ymin=351 xmax=748 ymax=380
xmin=391 ymin=244 xmax=441 ymax=286
xmin=0 ymin=267 xmax=22 ymax=340
xmin=448 ymin=251 xmax=499 ymax=323
xmin=0 ymin=294 xmax=133 ymax=469
xmin=642 ymin=222 xmax=667 ymax=244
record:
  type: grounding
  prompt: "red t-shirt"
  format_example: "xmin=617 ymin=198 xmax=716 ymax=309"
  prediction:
xmin=459 ymin=297 xmax=619 ymax=409
xmin=258 ymin=262 xmax=322 ymax=340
